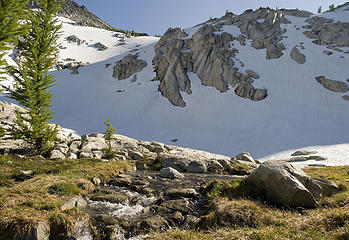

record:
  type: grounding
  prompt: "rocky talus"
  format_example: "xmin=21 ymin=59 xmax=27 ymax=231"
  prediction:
xmin=58 ymin=0 xmax=116 ymax=31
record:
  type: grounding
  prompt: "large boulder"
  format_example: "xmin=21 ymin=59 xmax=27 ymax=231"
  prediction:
xmin=245 ymin=161 xmax=324 ymax=208
xmin=235 ymin=152 xmax=255 ymax=164
xmin=159 ymin=167 xmax=184 ymax=179
xmin=315 ymin=76 xmax=349 ymax=93
xmin=290 ymin=46 xmax=306 ymax=64
xmin=113 ymin=54 xmax=147 ymax=80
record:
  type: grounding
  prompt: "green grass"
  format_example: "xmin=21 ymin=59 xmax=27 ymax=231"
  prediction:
xmin=49 ymin=182 xmax=80 ymax=196
xmin=147 ymin=166 xmax=349 ymax=240
xmin=0 ymin=154 xmax=133 ymax=227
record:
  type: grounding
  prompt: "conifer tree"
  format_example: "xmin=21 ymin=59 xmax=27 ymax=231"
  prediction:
xmin=318 ymin=6 xmax=322 ymax=13
xmin=103 ymin=116 xmax=116 ymax=159
xmin=5 ymin=0 xmax=62 ymax=155
xmin=0 ymin=0 xmax=29 ymax=81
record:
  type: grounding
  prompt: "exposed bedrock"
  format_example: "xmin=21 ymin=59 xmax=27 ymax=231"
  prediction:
xmin=303 ymin=16 xmax=349 ymax=47
xmin=151 ymin=8 xmax=297 ymax=107
xmin=113 ymin=53 xmax=147 ymax=80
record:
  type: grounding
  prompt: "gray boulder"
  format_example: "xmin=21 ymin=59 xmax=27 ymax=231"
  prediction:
xmin=113 ymin=54 xmax=147 ymax=80
xmin=290 ymin=46 xmax=306 ymax=64
xmin=235 ymin=152 xmax=255 ymax=163
xmin=245 ymin=161 xmax=322 ymax=208
xmin=94 ymin=42 xmax=108 ymax=51
xmin=61 ymin=196 xmax=87 ymax=211
xmin=165 ymin=188 xmax=198 ymax=199
xmin=314 ymin=178 xmax=339 ymax=197
xmin=159 ymin=167 xmax=184 ymax=179
xmin=49 ymin=150 xmax=66 ymax=160
xmin=66 ymin=35 xmax=86 ymax=45
xmin=187 ymin=160 xmax=207 ymax=173
xmin=291 ymin=150 xmax=318 ymax=156
xmin=315 ymin=76 xmax=349 ymax=92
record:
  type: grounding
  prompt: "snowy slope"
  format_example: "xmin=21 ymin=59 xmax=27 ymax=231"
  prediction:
xmin=2 ymin=8 xmax=349 ymax=166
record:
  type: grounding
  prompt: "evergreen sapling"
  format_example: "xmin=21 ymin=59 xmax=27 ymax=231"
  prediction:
xmin=103 ymin=116 xmax=116 ymax=159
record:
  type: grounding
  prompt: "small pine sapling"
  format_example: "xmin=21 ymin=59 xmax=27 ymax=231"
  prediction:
xmin=329 ymin=4 xmax=335 ymax=11
xmin=318 ymin=6 xmax=322 ymax=13
xmin=103 ymin=116 xmax=116 ymax=159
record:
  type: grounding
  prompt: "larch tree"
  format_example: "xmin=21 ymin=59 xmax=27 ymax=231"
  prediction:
xmin=5 ymin=0 xmax=62 ymax=155
xmin=0 ymin=0 xmax=29 ymax=80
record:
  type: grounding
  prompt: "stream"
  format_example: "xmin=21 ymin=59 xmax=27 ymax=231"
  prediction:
xmin=84 ymin=170 xmax=240 ymax=240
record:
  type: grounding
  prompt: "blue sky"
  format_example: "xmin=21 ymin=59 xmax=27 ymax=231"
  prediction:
xmin=75 ymin=0 xmax=348 ymax=36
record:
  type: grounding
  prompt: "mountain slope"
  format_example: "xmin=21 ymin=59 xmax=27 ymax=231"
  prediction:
xmin=2 ymin=4 xmax=349 ymax=166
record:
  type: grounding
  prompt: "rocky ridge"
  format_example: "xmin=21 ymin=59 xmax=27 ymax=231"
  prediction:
xmin=58 ymin=0 xmax=116 ymax=31
xmin=152 ymin=7 xmax=293 ymax=106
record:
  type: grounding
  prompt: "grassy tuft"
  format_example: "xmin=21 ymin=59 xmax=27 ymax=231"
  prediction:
xmin=49 ymin=182 xmax=80 ymax=196
xmin=0 ymin=154 xmax=133 ymax=230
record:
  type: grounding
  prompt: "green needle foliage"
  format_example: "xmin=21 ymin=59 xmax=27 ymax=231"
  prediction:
xmin=103 ymin=116 xmax=116 ymax=159
xmin=0 ymin=0 xmax=29 ymax=82
xmin=5 ymin=0 xmax=62 ymax=155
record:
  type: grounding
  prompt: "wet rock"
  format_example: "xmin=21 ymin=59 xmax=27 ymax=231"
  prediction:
xmin=165 ymin=188 xmax=199 ymax=199
xmin=159 ymin=167 xmax=184 ymax=179
xmin=315 ymin=76 xmax=349 ymax=92
xmin=290 ymin=46 xmax=306 ymax=64
xmin=108 ymin=176 xmax=132 ymax=187
xmin=159 ymin=199 xmax=191 ymax=214
xmin=291 ymin=150 xmax=318 ymax=156
xmin=139 ymin=216 xmax=169 ymax=232
xmin=113 ymin=54 xmax=147 ymax=80
xmin=61 ymin=196 xmax=87 ymax=211
xmin=245 ymin=161 xmax=322 ymax=208
xmin=89 ymin=193 xmax=129 ymax=204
